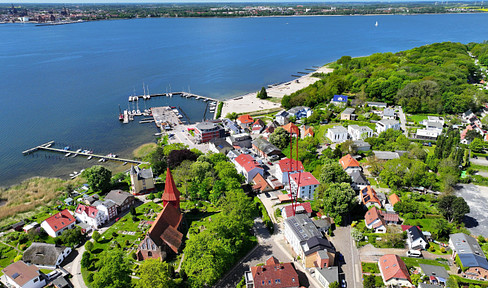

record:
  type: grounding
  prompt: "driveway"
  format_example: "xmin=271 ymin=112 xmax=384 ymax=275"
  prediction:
xmin=331 ymin=226 xmax=363 ymax=288
xmin=358 ymin=244 xmax=407 ymax=262
xmin=63 ymin=245 xmax=87 ymax=288
xmin=455 ymin=184 xmax=488 ymax=237
xmin=396 ymin=106 xmax=408 ymax=137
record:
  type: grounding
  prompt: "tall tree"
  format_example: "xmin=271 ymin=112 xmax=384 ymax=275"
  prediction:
xmin=81 ymin=165 xmax=112 ymax=193
xmin=92 ymin=249 xmax=133 ymax=288
xmin=438 ymin=195 xmax=470 ymax=223
xmin=136 ymin=259 xmax=176 ymax=288
xmin=315 ymin=182 xmax=356 ymax=222
xmin=256 ymin=87 xmax=268 ymax=99
xmin=269 ymin=127 xmax=290 ymax=150
xmin=319 ymin=159 xmax=351 ymax=185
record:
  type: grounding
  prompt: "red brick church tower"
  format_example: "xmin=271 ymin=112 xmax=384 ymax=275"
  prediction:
xmin=161 ymin=167 xmax=180 ymax=211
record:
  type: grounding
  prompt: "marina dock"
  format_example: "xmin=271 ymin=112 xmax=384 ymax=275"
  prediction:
xmin=22 ymin=141 xmax=147 ymax=165
xmin=128 ymin=92 xmax=217 ymax=103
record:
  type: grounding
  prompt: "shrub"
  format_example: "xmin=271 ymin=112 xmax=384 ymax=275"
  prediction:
xmin=92 ymin=231 xmax=100 ymax=242
xmin=478 ymin=235 xmax=486 ymax=243
xmin=274 ymin=208 xmax=282 ymax=219
xmin=124 ymin=239 xmax=130 ymax=247
xmin=440 ymin=247 xmax=446 ymax=253
xmin=87 ymin=272 xmax=94 ymax=283
xmin=13 ymin=254 xmax=22 ymax=262
xmin=18 ymin=244 xmax=26 ymax=251
xmin=112 ymin=231 xmax=118 ymax=238
xmin=130 ymin=251 xmax=137 ymax=260
xmin=429 ymin=245 xmax=435 ymax=252
xmin=85 ymin=241 xmax=93 ymax=252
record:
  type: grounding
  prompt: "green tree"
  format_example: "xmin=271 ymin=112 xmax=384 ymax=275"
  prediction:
xmin=225 ymin=112 xmax=238 ymax=121
xmin=438 ymin=195 xmax=470 ymax=223
xmin=92 ymin=230 xmax=100 ymax=242
xmin=315 ymin=182 xmax=356 ymax=222
xmin=411 ymin=274 xmax=421 ymax=286
xmin=319 ymin=159 xmax=351 ymax=185
xmin=329 ymin=281 xmax=340 ymax=288
xmin=269 ymin=127 xmax=290 ymax=150
xmin=363 ymin=275 xmax=376 ymax=288
xmin=470 ymin=138 xmax=484 ymax=153
xmin=92 ymin=249 xmax=133 ymax=288
xmin=136 ymin=259 xmax=176 ymax=288
xmin=85 ymin=241 xmax=94 ymax=252
xmin=257 ymin=87 xmax=268 ymax=99
xmin=351 ymin=227 xmax=364 ymax=242
xmin=81 ymin=251 xmax=91 ymax=268
xmin=59 ymin=227 xmax=84 ymax=247
xmin=81 ymin=165 xmax=112 ymax=193
xmin=432 ymin=218 xmax=451 ymax=240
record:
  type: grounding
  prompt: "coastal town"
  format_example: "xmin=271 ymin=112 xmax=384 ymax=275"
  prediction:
xmin=2 ymin=39 xmax=488 ymax=288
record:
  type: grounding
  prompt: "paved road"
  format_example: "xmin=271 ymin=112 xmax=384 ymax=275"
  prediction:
xmin=63 ymin=244 xmax=87 ymax=288
xmin=332 ymin=226 xmax=362 ymax=288
xmin=455 ymin=184 xmax=488 ymax=237
xmin=396 ymin=106 xmax=408 ymax=137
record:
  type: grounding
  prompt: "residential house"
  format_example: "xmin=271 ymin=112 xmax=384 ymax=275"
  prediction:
xmin=366 ymin=102 xmax=387 ymax=108
xmin=95 ymin=200 xmax=118 ymax=221
xmin=23 ymin=222 xmax=39 ymax=233
xmin=331 ymin=95 xmax=348 ymax=107
xmin=418 ymin=284 xmax=444 ymax=288
xmin=236 ymin=114 xmax=254 ymax=129
xmin=52 ymin=276 xmax=73 ymax=288
xmin=281 ymin=202 xmax=312 ymax=219
xmin=289 ymin=172 xmax=319 ymax=200
xmin=373 ymin=150 xmax=403 ymax=161
xmin=74 ymin=204 xmax=107 ymax=229
xmin=282 ymin=122 xmax=300 ymax=138
xmin=105 ymin=190 xmax=135 ymax=213
xmin=301 ymin=126 xmax=314 ymax=139
xmin=326 ymin=126 xmax=348 ymax=143
xmin=364 ymin=207 xmax=387 ymax=233
xmin=252 ymin=138 xmax=283 ymax=160
xmin=1 ymin=261 xmax=46 ymax=288
xmin=419 ymin=264 xmax=449 ymax=286
xmin=252 ymin=173 xmax=273 ymax=193
xmin=313 ymin=218 xmax=333 ymax=235
xmin=424 ymin=116 xmax=445 ymax=126
xmin=244 ymin=256 xmax=299 ymax=288
xmin=267 ymin=176 xmax=284 ymax=190
xmin=312 ymin=266 xmax=339 ymax=288
xmin=284 ymin=214 xmax=322 ymax=256
xmin=287 ymin=106 xmax=313 ymax=120
xmin=348 ymin=125 xmax=373 ymax=141
xmin=350 ymin=170 xmax=368 ymax=191
xmin=407 ymin=226 xmax=428 ymax=250
xmin=129 ymin=166 xmax=155 ymax=195
xmin=194 ymin=121 xmax=225 ymax=143
xmin=379 ymin=211 xmax=400 ymax=225
xmin=382 ymin=108 xmax=396 ymax=120
xmin=23 ymin=242 xmax=72 ymax=269
xmin=353 ymin=140 xmax=371 ymax=152
xmin=378 ymin=254 xmax=412 ymax=287
xmin=275 ymin=110 xmax=290 ymax=126
xmin=41 ymin=209 xmax=76 ymax=238
xmin=262 ymin=123 xmax=277 ymax=140
xmin=276 ymin=158 xmax=304 ymax=185
xmin=360 ymin=186 xmax=382 ymax=208
xmin=340 ymin=108 xmax=356 ymax=120
xmin=389 ymin=194 xmax=400 ymax=207
xmin=233 ymin=154 xmax=264 ymax=183
xmin=449 ymin=233 xmax=488 ymax=280
xmin=339 ymin=154 xmax=361 ymax=174
xmin=376 ymin=119 xmax=401 ymax=134
xmin=252 ymin=119 xmax=266 ymax=134
xmin=82 ymin=194 xmax=99 ymax=205
xmin=209 ymin=138 xmax=234 ymax=155
xmin=302 ymin=236 xmax=336 ymax=268
xmin=226 ymin=133 xmax=252 ymax=149
xmin=416 ymin=128 xmax=440 ymax=140
xmin=137 ymin=169 xmax=183 ymax=261
xmin=222 ymin=118 xmax=242 ymax=134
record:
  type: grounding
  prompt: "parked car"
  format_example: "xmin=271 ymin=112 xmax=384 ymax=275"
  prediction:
xmin=341 ymin=279 xmax=347 ymax=288
xmin=406 ymin=250 xmax=422 ymax=258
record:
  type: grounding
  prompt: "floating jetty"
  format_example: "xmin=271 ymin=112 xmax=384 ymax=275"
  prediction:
xmin=127 ymin=92 xmax=216 ymax=103
xmin=22 ymin=141 xmax=147 ymax=165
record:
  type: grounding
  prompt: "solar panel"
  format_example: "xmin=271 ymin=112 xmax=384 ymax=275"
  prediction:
xmin=12 ymin=273 xmax=20 ymax=279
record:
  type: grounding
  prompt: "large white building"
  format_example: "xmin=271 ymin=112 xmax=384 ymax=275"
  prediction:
xmin=348 ymin=125 xmax=374 ymax=141
xmin=40 ymin=209 xmax=76 ymax=238
xmin=74 ymin=204 xmax=107 ymax=229
xmin=276 ymin=158 xmax=304 ymax=185
xmin=376 ymin=119 xmax=400 ymax=134
xmin=326 ymin=126 xmax=348 ymax=143
xmin=284 ymin=214 xmax=322 ymax=256
xmin=289 ymin=172 xmax=319 ymax=200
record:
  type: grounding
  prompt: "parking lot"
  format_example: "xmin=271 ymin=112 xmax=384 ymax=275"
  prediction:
xmin=455 ymin=183 xmax=488 ymax=237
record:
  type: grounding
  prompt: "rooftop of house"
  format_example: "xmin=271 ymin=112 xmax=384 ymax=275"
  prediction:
xmin=341 ymin=108 xmax=355 ymax=115
xmin=282 ymin=202 xmax=312 ymax=218
xmin=287 ymin=106 xmax=310 ymax=115
xmin=2 ymin=261 xmax=41 ymax=287
xmin=282 ymin=122 xmax=299 ymax=135
xmin=130 ymin=165 xmax=153 ymax=180
xmin=252 ymin=118 xmax=265 ymax=127
xmin=250 ymin=256 xmax=299 ymax=288
xmin=302 ymin=236 xmax=335 ymax=256
xmin=407 ymin=226 xmax=427 ymax=242
xmin=252 ymin=138 xmax=281 ymax=155
xmin=389 ymin=194 xmax=400 ymax=206
xmin=378 ymin=254 xmax=411 ymax=283
xmin=339 ymin=154 xmax=360 ymax=170
xmin=372 ymin=150 xmax=402 ymax=160
xmin=349 ymin=170 xmax=367 ymax=185
xmin=364 ymin=206 xmax=383 ymax=226
xmin=332 ymin=95 xmax=348 ymax=102
xmin=379 ymin=211 xmax=399 ymax=223
xmin=285 ymin=214 xmax=322 ymax=242
xmin=252 ymin=173 xmax=272 ymax=192
xmin=328 ymin=125 xmax=348 ymax=134
xmin=23 ymin=242 xmax=69 ymax=267
xmin=237 ymin=114 xmax=254 ymax=124
xmin=419 ymin=264 xmax=449 ymax=280
xmin=314 ymin=267 xmax=339 ymax=284
xmin=383 ymin=108 xmax=396 ymax=116
xmin=278 ymin=158 xmax=304 ymax=173
xmin=361 ymin=186 xmax=381 ymax=206
xmin=43 ymin=209 xmax=75 ymax=232
xmin=450 ymin=233 xmax=488 ymax=269
xmin=290 ymin=172 xmax=320 ymax=187
xmin=378 ymin=119 xmax=400 ymax=126
xmin=235 ymin=153 xmax=262 ymax=172
xmin=75 ymin=204 xmax=98 ymax=219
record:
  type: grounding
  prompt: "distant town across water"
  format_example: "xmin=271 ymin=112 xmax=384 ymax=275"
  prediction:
xmin=2 ymin=13 xmax=488 ymax=187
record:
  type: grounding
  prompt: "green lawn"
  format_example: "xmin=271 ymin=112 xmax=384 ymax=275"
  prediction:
xmin=400 ymin=257 xmax=449 ymax=270
xmin=407 ymin=115 xmax=429 ymax=124
xmin=403 ymin=216 xmax=443 ymax=232
xmin=428 ymin=242 xmax=450 ymax=255
xmin=341 ymin=120 xmax=376 ymax=130
xmin=0 ymin=243 xmax=20 ymax=276
xmin=471 ymin=164 xmax=488 ymax=171
xmin=361 ymin=262 xmax=380 ymax=273
xmin=315 ymin=123 xmax=340 ymax=143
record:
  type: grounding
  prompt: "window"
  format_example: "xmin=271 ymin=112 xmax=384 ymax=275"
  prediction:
xmin=34 ymin=278 xmax=38 ymax=283
xmin=148 ymin=251 xmax=152 ymax=257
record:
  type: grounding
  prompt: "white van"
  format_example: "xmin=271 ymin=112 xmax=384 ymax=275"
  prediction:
xmin=406 ymin=250 xmax=422 ymax=258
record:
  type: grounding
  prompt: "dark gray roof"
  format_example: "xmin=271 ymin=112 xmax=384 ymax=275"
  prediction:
xmin=341 ymin=108 xmax=355 ymax=115
xmin=349 ymin=170 xmax=368 ymax=185
xmin=210 ymin=138 xmax=233 ymax=153
xmin=223 ymin=119 xmax=241 ymax=134
xmin=285 ymin=214 xmax=321 ymax=243
xmin=23 ymin=242 xmax=69 ymax=267
xmin=303 ymin=236 xmax=335 ymax=256
xmin=408 ymin=226 xmax=427 ymax=242
xmin=458 ymin=254 xmax=488 ymax=270
xmin=419 ymin=264 xmax=449 ymax=279
xmin=252 ymin=138 xmax=281 ymax=156
xmin=313 ymin=219 xmax=332 ymax=230
xmin=314 ymin=266 xmax=339 ymax=284
xmin=52 ymin=276 xmax=73 ymax=288
xmin=102 ymin=200 xmax=117 ymax=208
xmin=287 ymin=106 xmax=309 ymax=115
xmin=105 ymin=190 xmax=133 ymax=206
xmin=131 ymin=166 xmax=153 ymax=180
xmin=419 ymin=284 xmax=443 ymax=288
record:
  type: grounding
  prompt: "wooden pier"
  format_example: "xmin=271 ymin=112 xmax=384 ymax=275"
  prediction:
xmin=23 ymin=141 xmax=147 ymax=165
xmin=129 ymin=92 xmax=217 ymax=103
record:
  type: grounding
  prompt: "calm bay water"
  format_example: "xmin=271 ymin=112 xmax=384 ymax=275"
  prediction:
xmin=1 ymin=13 xmax=488 ymax=187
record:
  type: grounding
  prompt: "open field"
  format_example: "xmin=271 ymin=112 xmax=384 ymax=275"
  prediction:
xmin=133 ymin=143 xmax=157 ymax=159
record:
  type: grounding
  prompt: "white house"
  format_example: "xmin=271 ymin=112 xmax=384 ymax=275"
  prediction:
xmin=275 ymin=110 xmax=289 ymax=126
xmin=129 ymin=166 xmax=155 ymax=195
xmin=348 ymin=125 xmax=374 ymax=141
xmin=284 ymin=214 xmax=322 ymax=255
xmin=1 ymin=261 xmax=46 ymax=288
xmin=276 ymin=158 xmax=304 ymax=185
xmin=364 ymin=207 xmax=387 ymax=233
xmin=96 ymin=200 xmax=118 ymax=221
xmin=74 ymin=204 xmax=107 ymax=229
xmin=326 ymin=126 xmax=348 ymax=143
xmin=287 ymin=106 xmax=313 ymax=121
xmin=378 ymin=255 xmax=412 ymax=287
xmin=233 ymin=153 xmax=264 ymax=183
xmin=406 ymin=226 xmax=428 ymax=250
xmin=376 ymin=119 xmax=400 ymax=134
xmin=312 ymin=266 xmax=339 ymax=288
xmin=382 ymin=108 xmax=396 ymax=120
xmin=41 ymin=209 xmax=76 ymax=238
xmin=23 ymin=242 xmax=72 ymax=269
xmin=289 ymin=172 xmax=319 ymax=200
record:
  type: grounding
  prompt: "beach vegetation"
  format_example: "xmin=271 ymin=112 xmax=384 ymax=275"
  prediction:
xmin=256 ymin=87 xmax=268 ymax=99
xmin=133 ymin=143 xmax=157 ymax=159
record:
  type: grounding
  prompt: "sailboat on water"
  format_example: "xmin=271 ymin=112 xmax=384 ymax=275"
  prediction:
xmin=375 ymin=21 xmax=379 ymax=27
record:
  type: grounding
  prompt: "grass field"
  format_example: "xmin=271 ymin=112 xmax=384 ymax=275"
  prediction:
xmin=400 ymin=256 xmax=449 ymax=270
xmin=133 ymin=143 xmax=157 ymax=159
xmin=361 ymin=262 xmax=380 ymax=273
xmin=0 ymin=243 xmax=20 ymax=276
xmin=407 ymin=115 xmax=429 ymax=124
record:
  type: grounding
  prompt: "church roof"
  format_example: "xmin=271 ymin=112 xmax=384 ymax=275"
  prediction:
xmin=161 ymin=168 xmax=180 ymax=202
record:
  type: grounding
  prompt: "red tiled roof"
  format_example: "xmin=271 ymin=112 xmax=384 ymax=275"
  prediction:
xmin=43 ymin=209 xmax=75 ymax=232
xmin=290 ymin=172 xmax=319 ymax=187
xmin=147 ymin=203 xmax=183 ymax=253
xmin=361 ymin=186 xmax=381 ymax=206
xmin=267 ymin=256 xmax=280 ymax=265
xmin=162 ymin=168 xmax=180 ymax=202
xmin=379 ymin=211 xmax=400 ymax=223
xmin=251 ymin=257 xmax=299 ymax=288
xmin=235 ymin=154 xmax=262 ymax=173
xmin=282 ymin=122 xmax=299 ymax=135
xmin=304 ymin=127 xmax=314 ymax=137
xmin=237 ymin=114 xmax=254 ymax=124
xmin=364 ymin=206 xmax=385 ymax=228
xmin=253 ymin=173 xmax=272 ymax=192
xmin=339 ymin=154 xmax=360 ymax=170
xmin=252 ymin=119 xmax=265 ymax=130
xmin=378 ymin=254 xmax=411 ymax=283
xmin=75 ymin=204 xmax=98 ymax=219
xmin=283 ymin=202 xmax=312 ymax=218
xmin=278 ymin=194 xmax=292 ymax=203
xmin=278 ymin=158 xmax=304 ymax=173
xmin=461 ymin=125 xmax=473 ymax=140
xmin=389 ymin=194 xmax=400 ymax=206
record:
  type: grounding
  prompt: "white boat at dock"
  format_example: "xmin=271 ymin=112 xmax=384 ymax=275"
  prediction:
xmin=65 ymin=153 xmax=71 ymax=157
xmin=123 ymin=162 xmax=128 ymax=166
xmin=87 ymin=156 xmax=93 ymax=160
xmin=98 ymin=158 xmax=106 ymax=162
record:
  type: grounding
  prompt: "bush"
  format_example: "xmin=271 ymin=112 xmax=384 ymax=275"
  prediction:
xmin=216 ymin=102 xmax=224 ymax=119
xmin=440 ymin=247 xmax=446 ymax=253
xmin=87 ymin=272 xmax=94 ymax=283
xmin=130 ymin=251 xmax=137 ymax=260
xmin=274 ymin=208 xmax=282 ymax=219
xmin=92 ymin=231 xmax=100 ymax=242
xmin=112 ymin=231 xmax=118 ymax=238
xmin=85 ymin=241 xmax=93 ymax=252
xmin=429 ymin=245 xmax=435 ymax=252
xmin=19 ymin=244 xmax=26 ymax=251
xmin=13 ymin=254 xmax=23 ymax=262
xmin=478 ymin=235 xmax=486 ymax=243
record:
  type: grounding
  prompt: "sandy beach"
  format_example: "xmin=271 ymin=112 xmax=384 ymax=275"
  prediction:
xmin=220 ymin=66 xmax=333 ymax=117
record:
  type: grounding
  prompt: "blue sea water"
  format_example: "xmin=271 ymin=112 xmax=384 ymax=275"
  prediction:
xmin=1 ymin=13 xmax=488 ymax=187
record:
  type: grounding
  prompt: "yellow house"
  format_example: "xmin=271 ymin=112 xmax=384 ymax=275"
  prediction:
xmin=130 ymin=166 xmax=155 ymax=195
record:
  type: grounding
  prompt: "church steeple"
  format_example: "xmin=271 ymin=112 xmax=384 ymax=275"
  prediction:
xmin=161 ymin=167 xmax=180 ymax=211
